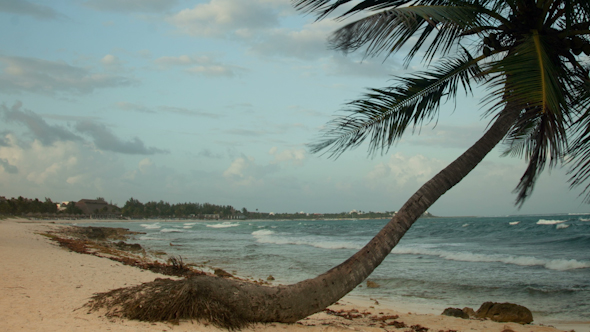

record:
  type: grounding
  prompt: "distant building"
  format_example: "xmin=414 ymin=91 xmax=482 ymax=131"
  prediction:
xmin=56 ymin=201 xmax=70 ymax=211
xmin=75 ymin=199 xmax=117 ymax=218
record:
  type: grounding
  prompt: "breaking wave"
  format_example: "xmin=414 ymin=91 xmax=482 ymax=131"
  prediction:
xmin=206 ymin=222 xmax=240 ymax=228
xmin=251 ymin=230 xmax=362 ymax=250
xmin=391 ymin=247 xmax=590 ymax=271
xmin=140 ymin=223 xmax=161 ymax=229
xmin=160 ymin=228 xmax=185 ymax=233
xmin=537 ymin=219 xmax=567 ymax=225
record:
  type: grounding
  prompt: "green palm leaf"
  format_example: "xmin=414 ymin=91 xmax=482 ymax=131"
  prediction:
xmin=328 ymin=4 xmax=491 ymax=63
xmin=309 ymin=50 xmax=483 ymax=157
xmin=484 ymin=31 xmax=569 ymax=205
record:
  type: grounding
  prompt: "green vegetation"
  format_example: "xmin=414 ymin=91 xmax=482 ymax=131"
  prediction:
xmin=0 ymin=195 xmax=415 ymax=219
xmin=0 ymin=196 xmax=59 ymax=216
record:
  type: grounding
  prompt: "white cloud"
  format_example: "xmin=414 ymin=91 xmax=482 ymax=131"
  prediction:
xmin=365 ymin=153 xmax=446 ymax=189
xmin=247 ymin=20 xmax=336 ymax=60
xmin=166 ymin=0 xmax=288 ymax=38
xmin=0 ymin=132 xmax=123 ymax=195
xmin=269 ymin=147 xmax=306 ymax=166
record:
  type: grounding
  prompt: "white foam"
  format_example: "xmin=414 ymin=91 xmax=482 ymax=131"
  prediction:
xmin=141 ymin=223 xmax=161 ymax=229
xmin=160 ymin=228 xmax=184 ymax=233
xmin=462 ymin=223 xmax=469 ymax=227
xmin=579 ymin=218 xmax=590 ymax=222
xmin=252 ymin=229 xmax=275 ymax=236
xmin=251 ymin=230 xmax=362 ymax=250
xmin=537 ymin=219 xmax=566 ymax=225
xmin=556 ymin=223 xmax=570 ymax=229
xmin=183 ymin=223 xmax=196 ymax=226
xmin=509 ymin=221 xmax=520 ymax=225
xmin=182 ymin=226 xmax=193 ymax=229
xmin=139 ymin=235 xmax=163 ymax=240
xmin=206 ymin=222 xmax=240 ymax=228
xmin=391 ymin=247 xmax=590 ymax=271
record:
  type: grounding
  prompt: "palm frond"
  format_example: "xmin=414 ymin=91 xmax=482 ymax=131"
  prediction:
xmin=309 ymin=51 xmax=483 ymax=157
xmin=328 ymin=5 xmax=490 ymax=63
xmin=567 ymin=77 xmax=590 ymax=202
xmin=484 ymin=31 xmax=569 ymax=206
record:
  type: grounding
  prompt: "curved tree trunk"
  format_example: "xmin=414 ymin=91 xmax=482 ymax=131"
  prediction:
xmin=91 ymin=109 xmax=520 ymax=327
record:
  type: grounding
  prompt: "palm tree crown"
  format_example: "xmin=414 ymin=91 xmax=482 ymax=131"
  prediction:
xmin=294 ymin=0 xmax=590 ymax=205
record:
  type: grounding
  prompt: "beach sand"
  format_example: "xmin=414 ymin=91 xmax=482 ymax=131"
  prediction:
xmin=0 ymin=218 xmax=586 ymax=332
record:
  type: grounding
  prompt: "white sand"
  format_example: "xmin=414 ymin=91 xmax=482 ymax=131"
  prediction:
xmin=0 ymin=218 xmax=586 ymax=332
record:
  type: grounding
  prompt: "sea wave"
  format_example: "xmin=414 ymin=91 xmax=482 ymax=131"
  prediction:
xmin=160 ymin=228 xmax=185 ymax=233
xmin=140 ymin=223 xmax=161 ymax=229
xmin=556 ymin=223 xmax=570 ymax=229
xmin=537 ymin=219 xmax=567 ymax=225
xmin=391 ymin=247 xmax=590 ymax=271
xmin=509 ymin=221 xmax=520 ymax=225
xmin=206 ymin=222 xmax=240 ymax=228
xmin=251 ymin=230 xmax=362 ymax=250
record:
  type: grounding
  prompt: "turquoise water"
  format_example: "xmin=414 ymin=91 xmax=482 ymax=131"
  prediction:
xmin=84 ymin=214 xmax=590 ymax=322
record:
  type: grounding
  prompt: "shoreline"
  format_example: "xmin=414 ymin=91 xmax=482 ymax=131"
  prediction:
xmin=1 ymin=218 xmax=588 ymax=332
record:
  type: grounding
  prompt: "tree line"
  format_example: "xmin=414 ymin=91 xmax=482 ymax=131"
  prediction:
xmin=121 ymin=197 xmax=237 ymax=219
xmin=0 ymin=196 xmax=82 ymax=216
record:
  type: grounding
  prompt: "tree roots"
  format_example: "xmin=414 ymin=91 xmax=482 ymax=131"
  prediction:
xmin=86 ymin=277 xmax=251 ymax=330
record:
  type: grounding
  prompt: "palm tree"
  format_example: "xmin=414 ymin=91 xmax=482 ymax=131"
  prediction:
xmin=89 ymin=0 xmax=590 ymax=328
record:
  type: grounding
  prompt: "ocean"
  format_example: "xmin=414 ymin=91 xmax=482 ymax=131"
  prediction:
xmin=83 ymin=214 xmax=590 ymax=324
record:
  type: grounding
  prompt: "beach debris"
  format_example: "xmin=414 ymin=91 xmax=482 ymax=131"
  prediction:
xmin=267 ymin=275 xmax=275 ymax=281
xmin=323 ymin=308 xmax=366 ymax=320
xmin=44 ymin=227 xmax=202 ymax=278
xmin=366 ymin=280 xmax=380 ymax=288
xmin=214 ymin=268 xmax=233 ymax=278
xmin=115 ymin=241 xmax=142 ymax=251
xmin=441 ymin=307 xmax=469 ymax=319
xmin=410 ymin=324 xmax=429 ymax=332
xmin=475 ymin=302 xmax=533 ymax=324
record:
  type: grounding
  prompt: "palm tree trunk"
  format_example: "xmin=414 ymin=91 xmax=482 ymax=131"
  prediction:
xmin=91 ymin=108 xmax=519 ymax=327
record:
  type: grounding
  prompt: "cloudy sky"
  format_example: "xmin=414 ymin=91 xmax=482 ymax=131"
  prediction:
xmin=0 ymin=0 xmax=588 ymax=216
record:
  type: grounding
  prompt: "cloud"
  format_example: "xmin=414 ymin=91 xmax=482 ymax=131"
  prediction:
xmin=100 ymin=54 xmax=125 ymax=71
xmin=365 ymin=153 xmax=446 ymax=188
xmin=404 ymin=123 xmax=490 ymax=149
xmin=248 ymin=20 xmax=336 ymax=60
xmin=223 ymin=155 xmax=279 ymax=186
xmin=1 ymin=101 xmax=82 ymax=146
xmin=198 ymin=148 xmax=225 ymax=159
xmin=166 ymin=0 xmax=288 ymax=38
xmin=0 ymin=56 xmax=135 ymax=95
xmin=269 ymin=147 xmax=306 ymax=166
xmin=0 ymin=158 xmax=18 ymax=174
xmin=0 ymin=0 xmax=63 ymax=20
xmin=115 ymin=101 xmax=157 ymax=114
xmin=115 ymin=102 xmax=221 ymax=118
xmin=83 ymin=0 xmax=178 ymax=13
xmin=154 ymin=55 xmax=247 ymax=78
xmin=75 ymin=121 xmax=168 ymax=155
xmin=157 ymin=106 xmax=222 ymax=118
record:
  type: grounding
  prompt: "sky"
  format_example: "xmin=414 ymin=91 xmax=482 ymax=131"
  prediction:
xmin=0 ymin=0 xmax=588 ymax=217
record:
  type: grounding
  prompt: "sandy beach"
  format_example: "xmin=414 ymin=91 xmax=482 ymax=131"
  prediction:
xmin=0 ymin=218 xmax=586 ymax=332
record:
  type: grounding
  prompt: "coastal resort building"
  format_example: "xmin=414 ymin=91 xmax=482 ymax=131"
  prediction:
xmin=75 ymin=199 xmax=118 ymax=219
